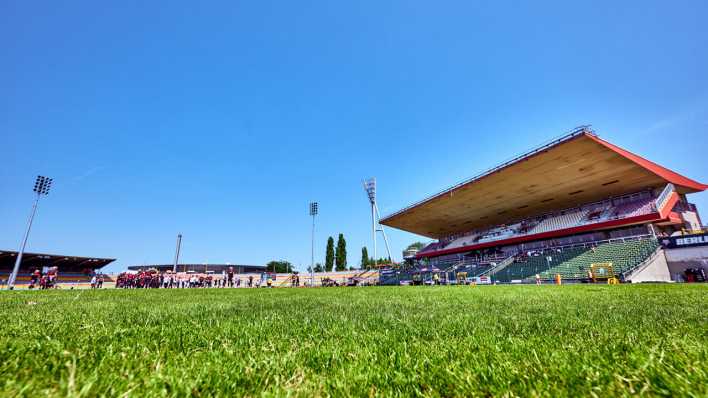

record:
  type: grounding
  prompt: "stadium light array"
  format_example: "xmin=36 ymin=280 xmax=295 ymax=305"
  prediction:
xmin=33 ymin=175 xmax=53 ymax=195
xmin=8 ymin=175 xmax=54 ymax=289
xmin=309 ymin=202 xmax=318 ymax=216
xmin=364 ymin=178 xmax=376 ymax=204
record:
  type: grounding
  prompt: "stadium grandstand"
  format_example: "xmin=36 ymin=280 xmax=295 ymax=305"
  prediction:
xmin=128 ymin=263 xmax=266 ymax=274
xmin=380 ymin=127 xmax=707 ymax=284
xmin=0 ymin=250 xmax=115 ymax=285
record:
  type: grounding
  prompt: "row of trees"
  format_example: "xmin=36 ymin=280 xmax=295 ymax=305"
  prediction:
xmin=266 ymin=260 xmax=294 ymax=273
xmin=324 ymin=234 xmax=348 ymax=271
xmin=277 ymin=240 xmax=426 ymax=274
xmin=359 ymin=246 xmax=392 ymax=269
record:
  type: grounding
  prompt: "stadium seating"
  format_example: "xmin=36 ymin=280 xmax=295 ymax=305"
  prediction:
xmin=425 ymin=191 xmax=658 ymax=254
xmin=441 ymin=233 xmax=480 ymax=249
xmin=529 ymin=210 xmax=589 ymax=234
xmin=492 ymin=247 xmax=587 ymax=282
xmin=490 ymin=238 xmax=659 ymax=282
xmin=538 ymin=238 xmax=659 ymax=281
xmin=612 ymin=200 xmax=654 ymax=218
xmin=418 ymin=242 xmax=442 ymax=254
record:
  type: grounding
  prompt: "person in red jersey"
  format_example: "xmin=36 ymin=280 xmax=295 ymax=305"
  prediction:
xmin=46 ymin=267 xmax=58 ymax=288
xmin=227 ymin=267 xmax=234 ymax=288
xmin=29 ymin=269 xmax=41 ymax=289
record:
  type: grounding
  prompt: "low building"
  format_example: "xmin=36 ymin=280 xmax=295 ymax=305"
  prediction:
xmin=128 ymin=263 xmax=265 ymax=274
xmin=0 ymin=250 xmax=115 ymax=283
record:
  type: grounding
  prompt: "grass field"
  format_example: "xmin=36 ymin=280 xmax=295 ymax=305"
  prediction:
xmin=1 ymin=285 xmax=706 ymax=397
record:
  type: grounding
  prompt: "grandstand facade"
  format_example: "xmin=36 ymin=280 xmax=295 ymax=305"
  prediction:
xmin=380 ymin=128 xmax=707 ymax=284
xmin=0 ymin=250 xmax=115 ymax=284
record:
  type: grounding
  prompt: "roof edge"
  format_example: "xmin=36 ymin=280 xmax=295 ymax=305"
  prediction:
xmin=0 ymin=250 xmax=115 ymax=262
xmin=380 ymin=126 xmax=595 ymax=224
xmin=586 ymin=135 xmax=708 ymax=192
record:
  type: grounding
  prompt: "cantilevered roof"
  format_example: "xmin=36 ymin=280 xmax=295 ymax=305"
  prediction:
xmin=0 ymin=250 xmax=115 ymax=270
xmin=380 ymin=129 xmax=707 ymax=239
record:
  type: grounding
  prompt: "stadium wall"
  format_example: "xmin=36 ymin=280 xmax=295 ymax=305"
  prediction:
xmin=664 ymin=247 xmax=708 ymax=281
xmin=625 ymin=249 xmax=672 ymax=283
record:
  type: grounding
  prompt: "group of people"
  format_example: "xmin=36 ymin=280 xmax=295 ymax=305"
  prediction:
xmin=28 ymin=267 xmax=59 ymax=289
xmin=115 ymin=268 xmax=271 ymax=289
xmin=89 ymin=274 xmax=105 ymax=289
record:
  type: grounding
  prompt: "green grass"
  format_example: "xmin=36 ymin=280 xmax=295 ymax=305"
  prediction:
xmin=0 ymin=285 xmax=706 ymax=397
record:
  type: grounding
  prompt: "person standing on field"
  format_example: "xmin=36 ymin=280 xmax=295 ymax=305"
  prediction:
xmin=227 ymin=267 xmax=234 ymax=288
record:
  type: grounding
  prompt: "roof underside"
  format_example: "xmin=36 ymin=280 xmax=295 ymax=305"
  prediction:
xmin=0 ymin=251 xmax=115 ymax=270
xmin=381 ymin=132 xmax=706 ymax=239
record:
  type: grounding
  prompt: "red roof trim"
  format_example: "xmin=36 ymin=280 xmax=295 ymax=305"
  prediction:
xmin=587 ymin=135 xmax=708 ymax=192
xmin=658 ymin=192 xmax=680 ymax=219
xmin=416 ymin=213 xmax=661 ymax=258
xmin=383 ymin=130 xmax=706 ymax=227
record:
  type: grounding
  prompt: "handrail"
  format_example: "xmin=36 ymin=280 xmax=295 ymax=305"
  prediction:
xmin=483 ymin=255 xmax=516 ymax=277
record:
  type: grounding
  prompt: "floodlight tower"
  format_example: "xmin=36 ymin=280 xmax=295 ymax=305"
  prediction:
xmin=172 ymin=234 xmax=182 ymax=273
xmin=8 ymin=175 xmax=53 ymax=289
xmin=309 ymin=201 xmax=318 ymax=286
xmin=363 ymin=178 xmax=392 ymax=266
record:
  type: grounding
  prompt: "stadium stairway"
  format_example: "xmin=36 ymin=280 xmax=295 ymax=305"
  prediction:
xmin=354 ymin=269 xmax=379 ymax=284
xmin=276 ymin=274 xmax=295 ymax=287
xmin=483 ymin=255 xmax=516 ymax=278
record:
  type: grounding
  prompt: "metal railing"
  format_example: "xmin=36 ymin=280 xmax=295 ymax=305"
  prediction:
xmin=483 ymin=255 xmax=516 ymax=277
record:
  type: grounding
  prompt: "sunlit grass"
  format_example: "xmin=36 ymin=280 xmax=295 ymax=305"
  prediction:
xmin=1 ymin=284 xmax=706 ymax=396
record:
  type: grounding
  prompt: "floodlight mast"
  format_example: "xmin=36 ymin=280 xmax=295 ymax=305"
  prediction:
xmin=363 ymin=178 xmax=392 ymax=267
xmin=309 ymin=202 xmax=318 ymax=286
xmin=172 ymin=234 xmax=182 ymax=273
xmin=364 ymin=178 xmax=377 ymax=266
xmin=8 ymin=176 xmax=53 ymax=289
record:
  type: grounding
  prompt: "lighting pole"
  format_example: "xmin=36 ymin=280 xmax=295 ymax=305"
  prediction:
xmin=172 ymin=234 xmax=182 ymax=273
xmin=363 ymin=178 xmax=393 ymax=265
xmin=309 ymin=201 xmax=318 ymax=287
xmin=364 ymin=178 xmax=377 ymax=267
xmin=8 ymin=175 xmax=53 ymax=290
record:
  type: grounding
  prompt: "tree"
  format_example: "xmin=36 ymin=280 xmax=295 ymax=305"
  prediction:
xmin=406 ymin=242 xmax=426 ymax=251
xmin=361 ymin=247 xmax=369 ymax=269
xmin=370 ymin=257 xmax=391 ymax=266
xmin=266 ymin=260 xmax=293 ymax=273
xmin=325 ymin=237 xmax=335 ymax=272
xmin=335 ymin=233 xmax=347 ymax=271
xmin=314 ymin=262 xmax=324 ymax=273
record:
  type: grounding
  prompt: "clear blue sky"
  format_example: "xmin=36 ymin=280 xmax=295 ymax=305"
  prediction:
xmin=2 ymin=1 xmax=707 ymax=273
